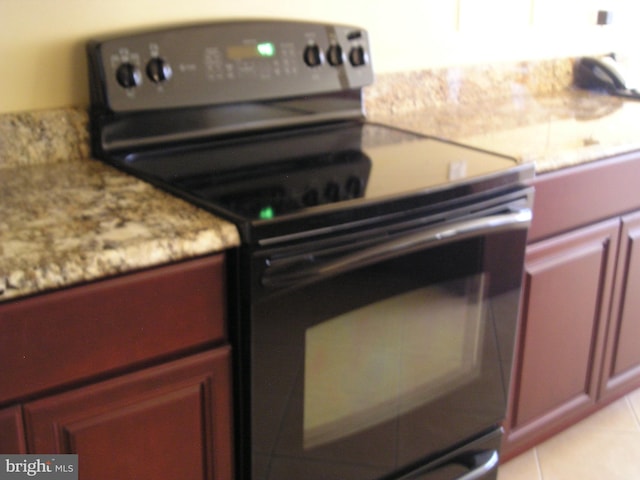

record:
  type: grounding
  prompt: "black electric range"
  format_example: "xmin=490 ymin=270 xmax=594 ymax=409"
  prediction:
xmin=88 ymin=20 xmax=534 ymax=480
xmin=87 ymin=20 xmax=532 ymax=247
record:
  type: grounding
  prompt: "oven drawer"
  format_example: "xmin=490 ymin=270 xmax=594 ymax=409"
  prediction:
xmin=0 ymin=255 xmax=226 ymax=404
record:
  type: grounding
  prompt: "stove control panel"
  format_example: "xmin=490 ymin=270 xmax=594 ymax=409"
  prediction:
xmin=88 ymin=20 xmax=374 ymax=113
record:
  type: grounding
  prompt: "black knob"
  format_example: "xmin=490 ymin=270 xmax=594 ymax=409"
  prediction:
xmin=349 ymin=46 xmax=367 ymax=67
xmin=324 ymin=182 xmax=340 ymax=202
xmin=116 ymin=63 xmax=142 ymax=88
xmin=345 ymin=176 xmax=363 ymax=199
xmin=146 ymin=57 xmax=172 ymax=83
xmin=303 ymin=44 xmax=323 ymax=67
xmin=327 ymin=44 xmax=344 ymax=66
xmin=302 ymin=189 xmax=319 ymax=206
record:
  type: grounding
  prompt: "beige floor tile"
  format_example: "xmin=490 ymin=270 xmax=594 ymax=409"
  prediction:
xmin=497 ymin=390 xmax=640 ymax=479
xmin=569 ymin=397 xmax=640 ymax=433
xmin=537 ymin=428 xmax=640 ymax=480
xmin=497 ymin=449 xmax=540 ymax=480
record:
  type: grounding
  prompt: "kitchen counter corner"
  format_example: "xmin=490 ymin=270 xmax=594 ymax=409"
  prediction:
xmin=0 ymin=156 xmax=240 ymax=302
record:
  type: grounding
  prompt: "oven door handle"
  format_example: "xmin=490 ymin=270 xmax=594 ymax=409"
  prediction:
xmin=262 ymin=208 xmax=531 ymax=288
xmin=397 ymin=448 xmax=499 ymax=479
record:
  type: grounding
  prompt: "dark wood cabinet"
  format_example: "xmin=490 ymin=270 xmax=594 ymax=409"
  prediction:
xmin=0 ymin=255 xmax=233 ymax=479
xmin=505 ymin=220 xmax=619 ymax=455
xmin=502 ymin=151 xmax=640 ymax=460
xmin=24 ymin=348 xmax=233 ymax=480
xmin=0 ymin=255 xmax=226 ymax=405
xmin=0 ymin=405 xmax=26 ymax=453
xmin=600 ymin=211 xmax=640 ymax=399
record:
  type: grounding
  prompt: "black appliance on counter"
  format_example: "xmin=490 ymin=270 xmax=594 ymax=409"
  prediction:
xmin=574 ymin=55 xmax=640 ymax=99
xmin=87 ymin=20 xmax=534 ymax=480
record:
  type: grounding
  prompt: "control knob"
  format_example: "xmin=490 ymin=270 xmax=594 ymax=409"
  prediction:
xmin=303 ymin=44 xmax=323 ymax=67
xmin=327 ymin=44 xmax=344 ymax=66
xmin=302 ymin=189 xmax=320 ymax=206
xmin=349 ymin=46 xmax=368 ymax=67
xmin=324 ymin=182 xmax=341 ymax=202
xmin=115 ymin=63 xmax=142 ymax=88
xmin=146 ymin=57 xmax=173 ymax=83
xmin=345 ymin=176 xmax=363 ymax=199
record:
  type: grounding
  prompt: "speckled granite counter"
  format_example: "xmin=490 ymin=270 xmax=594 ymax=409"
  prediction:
xmin=0 ymin=110 xmax=240 ymax=302
xmin=370 ymin=89 xmax=640 ymax=173
xmin=365 ymin=58 xmax=640 ymax=172
xmin=3 ymin=56 xmax=640 ymax=302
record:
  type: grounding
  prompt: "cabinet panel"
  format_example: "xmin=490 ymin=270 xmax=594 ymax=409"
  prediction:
xmin=0 ymin=405 xmax=26 ymax=453
xmin=503 ymin=154 xmax=640 ymax=461
xmin=528 ymin=152 xmax=640 ymax=242
xmin=0 ymin=255 xmax=226 ymax=404
xmin=510 ymin=220 xmax=618 ymax=431
xmin=601 ymin=211 xmax=640 ymax=397
xmin=24 ymin=348 xmax=233 ymax=480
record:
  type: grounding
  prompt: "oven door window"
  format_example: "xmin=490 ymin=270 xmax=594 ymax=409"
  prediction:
xmin=304 ymin=274 xmax=486 ymax=450
xmin=250 ymin=230 xmax=525 ymax=480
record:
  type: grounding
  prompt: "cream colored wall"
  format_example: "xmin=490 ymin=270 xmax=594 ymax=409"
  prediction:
xmin=0 ymin=0 xmax=636 ymax=113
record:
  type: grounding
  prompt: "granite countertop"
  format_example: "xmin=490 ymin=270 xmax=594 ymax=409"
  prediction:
xmin=0 ymin=110 xmax=240 ymax=302
xmin=364 ymin=58 xmax=640 ymax=173
xmin=3 ymin=57 xmax=640 ymax=303
xmin=370 ymin=89 xmax=640 ymax=173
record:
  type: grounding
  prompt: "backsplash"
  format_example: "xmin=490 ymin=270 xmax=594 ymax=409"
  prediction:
xmin=0 ymin=108 xmax=89 ymax=169
xmin=364 ymin=57 xmax=574 ymax=116
xmin=4 ymin=1 xmax=630 ymax=112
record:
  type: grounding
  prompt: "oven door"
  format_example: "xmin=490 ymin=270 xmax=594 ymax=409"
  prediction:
xmin=243 ymin=198 xmax=531 ymax=480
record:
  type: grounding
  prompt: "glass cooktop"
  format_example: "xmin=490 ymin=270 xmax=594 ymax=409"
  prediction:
xmin=114 ymin=121 xmax=522 ymax=225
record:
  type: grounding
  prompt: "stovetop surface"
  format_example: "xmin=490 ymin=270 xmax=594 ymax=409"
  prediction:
xmin=88 ymin=20 xmax=532 ymax=245
xmin=111 ymin=121 xmax=526 ymax=241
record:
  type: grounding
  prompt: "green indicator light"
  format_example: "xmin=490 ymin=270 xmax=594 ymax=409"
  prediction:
xmin=257 ymin=42 xmax=276 ymax=57
xmin=259 ymin=206 xmax=275 ymax=220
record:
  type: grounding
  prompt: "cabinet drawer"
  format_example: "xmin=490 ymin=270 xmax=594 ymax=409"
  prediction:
xmin=0 ymin=255 xmax=226 ymax=404
xmin=529 ymin=151 xmax=640 ymax=242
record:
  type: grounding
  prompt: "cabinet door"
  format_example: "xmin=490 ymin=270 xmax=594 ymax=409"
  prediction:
xmin=0 ymin=405 xmax=26 ymax=453
xmin=505 ymin=219 xmax=619 ymax=455
xmin=23 ymin=349 xmax=233 ymax=480
xmin=601 ymin=211 xmax=640 ymax=398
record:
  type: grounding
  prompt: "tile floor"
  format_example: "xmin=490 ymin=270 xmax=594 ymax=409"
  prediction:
xmin=497 ymin=388 xmax=640 ymax=480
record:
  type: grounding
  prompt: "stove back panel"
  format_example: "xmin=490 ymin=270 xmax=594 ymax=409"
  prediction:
xmin=88 ymin=20 xmax=374 ymax=113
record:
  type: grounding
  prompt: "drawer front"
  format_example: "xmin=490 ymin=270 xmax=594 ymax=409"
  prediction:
xmin=529 ymin=151 xmax=640 ymax=243
xmin=0 ymin=255 xmax=226 ymax=404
